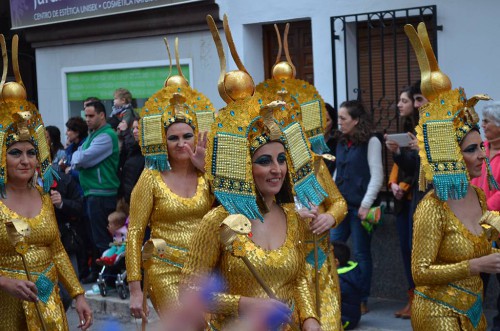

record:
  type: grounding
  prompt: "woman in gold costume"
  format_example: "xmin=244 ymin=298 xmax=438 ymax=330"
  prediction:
xmin=126 ymin=37 xmax=215 ymax=320
xmin=405 ymin=23 xmax=500 ymax=330
xmin=256 ymin=24 xmax=348 ymax=331
xmin=0 ymin=35 xmax=92 ymax=330
xmin=182 ymin=15 xmax=326 ymax=331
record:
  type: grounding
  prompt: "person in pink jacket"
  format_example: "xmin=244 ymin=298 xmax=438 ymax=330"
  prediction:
xmin=472 ymin=102 xmax=500 ymax=331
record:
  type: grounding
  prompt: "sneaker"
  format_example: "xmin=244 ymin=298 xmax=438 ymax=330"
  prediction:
xmin=85 ymin=284 xmax=101 ymax=296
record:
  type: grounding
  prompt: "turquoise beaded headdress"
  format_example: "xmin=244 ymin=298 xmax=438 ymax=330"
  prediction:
xmin=206 ymin=14 xmax=327 ymax=221
xmin=0 ymin=35 xmax=57 ymax=196
xmin=256 ymin=23 xmax=330 ymax=155
xmin=138 ymin=37 xmax=215 ymax=171
xmin=405 ymin=23 xmax=498 ymax=200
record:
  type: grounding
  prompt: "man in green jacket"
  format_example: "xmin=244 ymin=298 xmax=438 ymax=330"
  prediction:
xmin=71 ymin=101 xmax=120 ymax=282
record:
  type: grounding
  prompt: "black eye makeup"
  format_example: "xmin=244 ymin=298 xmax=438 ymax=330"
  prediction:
xmin=167 ymin=135 xmax=179 ymax=141
xmin=462 ymin=143 xmax=483 ymax=153
xmin=7 ymin=148 xmax=36 ymax=157
xmin=183 ymin=133 xmax=194 ymax=139
xmin=277 ymin=153 xmax=287 ymax=164
xmin=253 ymin=155 xmax=272 ymax=165
xmin=7 ymin=148 xmax=22 ymax=156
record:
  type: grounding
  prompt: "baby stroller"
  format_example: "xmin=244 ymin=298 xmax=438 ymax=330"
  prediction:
xmin=96 ymin=244 xmax=129 ymax=299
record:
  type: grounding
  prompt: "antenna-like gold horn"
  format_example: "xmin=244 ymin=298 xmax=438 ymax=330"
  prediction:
xmin=404 ymin=23 xmax=451 ymax=101
xmin=0 ymin=35 xmax=7 ymax=98
xmin=1 ymin=35 xmax=27 ymax=101
xmin=164 ymin=37 xmax=188 ymax=87
xmin=207 ymin=14 xmax=255 ymax=103
xmin=272 ymin=23 xmax=296 ymax=80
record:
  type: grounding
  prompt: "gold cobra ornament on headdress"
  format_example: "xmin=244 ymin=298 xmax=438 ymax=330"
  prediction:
xmin=206 ymin=14 xmax=255 ymax=103
xmin=260 ymin=101 xmax=285 ymax=141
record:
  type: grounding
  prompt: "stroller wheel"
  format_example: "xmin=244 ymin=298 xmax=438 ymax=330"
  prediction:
xmin=99 ymin=282 xmax=108 ymax=297
xmin=117 ymin=285 xmax=128 ymax=300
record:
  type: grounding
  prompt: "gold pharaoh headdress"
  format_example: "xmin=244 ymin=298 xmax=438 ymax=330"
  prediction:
xmin=0 ymin=35 xmax=56 ymax=196
xmin=138 ymin=37 xmax=215 ymax=171
xmin=205 ymin=15 xmax=326 ymax=221
xmin=256 ymin=24 xmax=330 ymax=155
xmin=405 ymin=23 xmax=497 ymax=200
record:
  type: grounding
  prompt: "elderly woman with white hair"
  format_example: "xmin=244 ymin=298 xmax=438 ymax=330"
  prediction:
xmin=472 ymin=102 xmax=500 ymax=210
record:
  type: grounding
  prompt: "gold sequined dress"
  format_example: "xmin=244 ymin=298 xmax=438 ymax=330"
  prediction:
xmin=411 ymin=186 xmax=494 ymax=331
xmin=183 ymin=203 xmax=318 ymax=330
xmin=126 ymin=168 xmax=213 ymax=313
xmin=303 ymin=157 xmax=347 ymax=330
xmin=0 ymin=189 xmax=84 ymax=330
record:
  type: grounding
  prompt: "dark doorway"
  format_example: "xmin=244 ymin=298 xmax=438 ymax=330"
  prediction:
xmin=263 ymin=20 xmax=313 ymax=84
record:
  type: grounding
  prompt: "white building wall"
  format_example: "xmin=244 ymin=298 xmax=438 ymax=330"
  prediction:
xmin=36 ymin=0 xmax=500 ymax=130
xmin=36 ymin=30 xmax=224 ymax=131
xmin=216 ymin=0 xmax=500 ymax=111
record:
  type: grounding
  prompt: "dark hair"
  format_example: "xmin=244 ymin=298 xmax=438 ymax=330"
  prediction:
xmin=333 ymin=241 xmax=350 ymax=267
xmin=65 ymin=116 xmax=89 ymax=141
xmin=45 ymin=126 xmax=65 ymax=159
xmin=84 ymin=97 xmax=100 ymax=107
xmin=411 ymin=80 xmax=422 ymax=95
xmin=85 ymin=101 xmax=106 ymax=116
xmin=338 ymin=100 xmax=373 ymax=145
xmin=399 ymin=86 xmax=419 ymax=133
xmin=325 ymin=102 xmax=337 ymax=137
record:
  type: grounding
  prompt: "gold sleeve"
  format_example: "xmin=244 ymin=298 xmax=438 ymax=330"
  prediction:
xmin=51 ymin=231 xmax=84 ymax=298
xmin=315 ymin=157 xmax=347 ymax=228
xmin=412 ymin=193 xmax=471 ymax=285
xmin=294 ymin=211 xmax=320 ymax=324
xmin=182 ymin=206 xmax=241 ymax=316
xmin=126 ymin=169 xmax=154 ymax=282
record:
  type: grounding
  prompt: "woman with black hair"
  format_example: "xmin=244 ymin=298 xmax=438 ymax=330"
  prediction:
xmin=45 ymin=126 xmax=66 ymax=171
xmin=385 ymin=86 xmax=420 ymax=319
xmin=331 ymin=100 xmax=384 ymax=314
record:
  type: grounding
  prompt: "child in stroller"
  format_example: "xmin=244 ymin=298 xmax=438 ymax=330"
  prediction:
xmin=96 ymin=199 xmax=129 ymax=299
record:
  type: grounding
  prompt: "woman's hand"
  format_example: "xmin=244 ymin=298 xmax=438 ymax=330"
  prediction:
xmin=390 ymin=183 xmax=404 ymax=200
xmin=384 ymin=134 xmax=401 ymax=154
xmin=187 ymin=131 xmax=208 ymax=173
xmin=50 ymin=190 xmax=63 ymax=208
xmin=239 ymin=297 xmax=291 ymax=329
xmin=358 ymin=207 xmax=369 ymax=221
xmin=408 ymin=132 xmax=419 ymax=151
xmin=310 ymin=213 xmax=336 ymax=235
xmin=129 ymin=281 xmax=148 ymax=323
xmin=303 ymin=317 xmax=322 ymax=331
xmin=74 ymin=294 xmax=93 ymax=330
xmin=0 ymin=276 xmax=38 ymax=302
xmin=469 ymin=253 xmax=500 ymax=275
xmin=297 ymin=205 xmax=319 ymax=219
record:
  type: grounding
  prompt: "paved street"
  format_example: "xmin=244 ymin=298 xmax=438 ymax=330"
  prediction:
xmin=65 ymin=283 xmax=498 ymax=330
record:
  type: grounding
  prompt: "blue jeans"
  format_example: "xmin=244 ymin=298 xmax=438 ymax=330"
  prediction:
xmin=395 ymin=200 xmax=415 ymax=289
xmin=330 ymin=207 xmax=372 ymax=301
xmin=85 ymin=195 xmax=115 ymax=254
